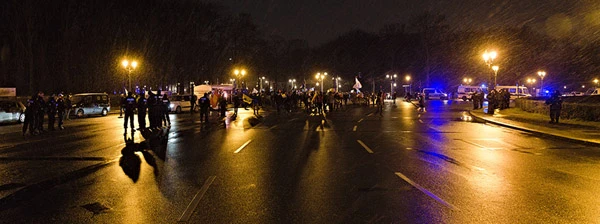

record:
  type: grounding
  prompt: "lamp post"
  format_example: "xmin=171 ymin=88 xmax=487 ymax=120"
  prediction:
xmin=386 ymin=74 xmax=397 ymax=97
xmin=234 ymin=69 xmax=246 ymax=90
xmin=537 ymin=71 xmax=546 ymax=95
xmin=316 ymin=72 xmax=327 ymax=92
xmin=483 ymin=50 xmax=497 ymax=86
xmin=332 ymin=76 xmax=341 ymax=92
xmin=121 ymin=59 xmax=138 ymax=91
xmin=405 ymin=75 xmax=411 ymax=94
xmin=527 ymin=78 xmax=536 ymax=96
xmin=260 ymin=77 xmax=266 ymax=92
xmin=491 ymin=66 xmax=499 ymax=88
xmin=594 ymin=78 xmax=599 ymax=87
xmin=288 ymin=79 xmax=296 ymax=90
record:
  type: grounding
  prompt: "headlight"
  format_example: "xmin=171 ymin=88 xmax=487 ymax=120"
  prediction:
xmin=170 ymin=104 xmax=175 ymax=108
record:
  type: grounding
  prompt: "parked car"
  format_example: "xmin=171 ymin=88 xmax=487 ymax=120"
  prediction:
xmin=71 ymin=93 xmax=111 ymax=117
xmin=169 ymin=95 xmax=194 ymax=113
xmin=421 ymin=88 xmax=448 ymax=100
xmin=0 ymin=100 xmax=25 ymax=123
xmin=562 ymin=91 xmax=584 ymax=97
xmin=495 ymin=86 xmax=532 ymax=99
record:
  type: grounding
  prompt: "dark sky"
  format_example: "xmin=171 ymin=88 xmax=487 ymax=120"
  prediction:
xmin=210 ymin=0 xmax=600 ymax=46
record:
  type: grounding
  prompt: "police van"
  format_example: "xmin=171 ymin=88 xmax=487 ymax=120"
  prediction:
xmin=457 ymin=85 xmax=483 ymax=101
xmin=494 ymin=86 xmax=531 ymax=100
xmin=71 ymin=93 xmax=111 ymax=117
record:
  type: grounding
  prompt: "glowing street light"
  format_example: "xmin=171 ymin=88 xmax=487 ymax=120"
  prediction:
xmin=234 ymin=69 xmax=247 ymax=90
xmin=121 ymin=59 xmax=138 ymax=91
xmin=386 ymin=74 xmax=397 ymax=96
xmin=316 ymin=72 xmax=327 ymax=92
xmin=491 ymin=65 xmax=499 ymax=87
xmin=405 ymin=75 xmax=412 ymax=94
xmin=463 ymin=78 xmax=473 ymax=85
xmin=288 ymin=79 xmax=296 ymax=90
xmin=594 ymin=78 xmax=599 ymax=87
xmin=483 ymin=50 xmax=498 ymax=86
xmin=537 ymin=71 xmax=546 ymax=94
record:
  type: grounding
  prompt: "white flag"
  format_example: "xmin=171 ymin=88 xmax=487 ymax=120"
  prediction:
xmin=353 ymin=77 xmax=362 ymax=90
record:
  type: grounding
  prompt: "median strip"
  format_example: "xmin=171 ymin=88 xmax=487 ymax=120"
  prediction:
xmin=234 ymin=140 xmax=252 ymax=153
xmin=356 ymin=140 xmax=374 ymax=154
xmin=178 ymin=176 xmax=216 ymax=222
xmin=394 ymin=172 xmax=458 ymax=210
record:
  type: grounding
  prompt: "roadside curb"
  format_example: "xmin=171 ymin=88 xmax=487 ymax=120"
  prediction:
xmin=468 ymin=110 xmax=600 ymax=147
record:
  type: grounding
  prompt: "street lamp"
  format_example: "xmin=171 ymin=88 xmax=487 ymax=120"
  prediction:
xmin=527 ymin=78 xmax=536 ymax=95
xmin=288 ymin=79 xmax=296 ymax=90
xmin=260 ymin=77 xmax=266 ymax=91
xmin=316 ymin=72 xmax=327 ymax=92
xmin=491 ymin=65 xmax=499 ymax=87
xmin=234 ymin=69 xmax=246 ymax=90
xmin=537 ymin=70 xmax=546 ymax=94
xmin=386 ymin=74 xmax=397 ymax=96
xmin=121 ymin=59 xmax=138 ymax=91
xmin=463 ymin=78 xmax=472 ymax=85
xmin=332 ymin=76 xmax=341 ymax=92
xmin=594 ymin=78 xmax=599 ymax=87
xmin=405 ymin=75 xmax=412 ymax=94
xmin=483 ymin=50 xmax=498 ymax=86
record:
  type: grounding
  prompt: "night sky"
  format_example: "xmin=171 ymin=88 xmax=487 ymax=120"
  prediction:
xmin=210 ymin=0 xmax=600 ymax=46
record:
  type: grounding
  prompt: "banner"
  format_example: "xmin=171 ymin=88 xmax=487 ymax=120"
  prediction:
xmin=243 ymin=94 xmax=253 ymax=104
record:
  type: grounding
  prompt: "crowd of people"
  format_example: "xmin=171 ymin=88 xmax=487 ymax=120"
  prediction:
xmin=22 ymin=92 xmax=72 ymax=136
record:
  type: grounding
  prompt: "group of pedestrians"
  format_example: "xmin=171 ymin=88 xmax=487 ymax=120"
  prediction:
xmin=23 ymin=92 xmax=71 ymax=136
xmin=121 ymin=91 xmax=171 ymax=134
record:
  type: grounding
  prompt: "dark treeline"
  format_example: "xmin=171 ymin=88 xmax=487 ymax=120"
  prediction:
xmin=2 ymin=0 xmax=599 ymax=95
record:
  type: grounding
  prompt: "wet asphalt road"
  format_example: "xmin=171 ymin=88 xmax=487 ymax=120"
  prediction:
xmin=1 ymin=100 xmax=600 ymax=223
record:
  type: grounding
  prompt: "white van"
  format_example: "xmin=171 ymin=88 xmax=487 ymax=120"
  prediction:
xmin=422 ymin=88 xmax=448 ymax=100
xmin=585 ymin=88 xmax=600 ymax=95
xmin=494 ymin=86 xmax=531 ymax=99
xmin=457 ymin=85 xmax=483 ymax=101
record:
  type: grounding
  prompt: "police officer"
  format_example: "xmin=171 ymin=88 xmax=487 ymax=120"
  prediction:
xmin=472 ymin=91 xmax=479 ymax=109
xmin=147 ymin=91 xmax=157 ymax=128
xmin=57 ymin=94 xmax=66 ymax=130
xmin=137 ymin=93 xmax=148 ymax=129
xmin=36 ymin=92 xmax=46 ymax=133
xmin=22 ymin=94 xmax=38 ymax=136
xmin=162 ymin=93 xmax=171 ymax=126
xmin=123 ymin=92 xmax=137 ymax=133
xmin=199 ymin=93 xmax=210 ymax=123
xmin=190 ymin=94 xmax=197 ymax=114
xmin=47 ymin=95 xmax=57 ymax=131
xmin=546 ymin=90 xmax=562 ymax=123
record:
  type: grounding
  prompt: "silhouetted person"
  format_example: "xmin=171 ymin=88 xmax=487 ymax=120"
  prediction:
xmin=546 ymin=90 xmax=563 ymax=123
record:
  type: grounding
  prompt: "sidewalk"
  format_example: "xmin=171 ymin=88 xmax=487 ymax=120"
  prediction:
xmin=469 ymin=107 xmax=600 ymax=146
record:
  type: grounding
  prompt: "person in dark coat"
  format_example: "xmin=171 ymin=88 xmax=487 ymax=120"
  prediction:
xmin=123 ymin=92 xmax=137 ymax=133
xmin=22 ymin=94 xmax=38 ymax=136
xmin=199 ymin=93 xmax=210 ymax=123
xmin=162 ymin=93 xmax=171 ymax=126
xmin=36 ymin=92 xmax=46 ymax=132
xmin=137 ymin=93 xmax=148 ymax=129
xmin=57 ymin=94 xmax=66 ymax=129
xmin=546 ymin=90 xmax=563 ymax=123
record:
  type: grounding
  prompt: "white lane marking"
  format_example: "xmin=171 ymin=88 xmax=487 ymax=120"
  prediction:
xmin=358 ymin=118 xmax=364 ymax=123
xmin=353 ymin=126 xmax=357 ymax=132
xmin=357 ymin=140 xmax=374 ymax=154
xmin=234 ymin=140 xmax=253 ymax=153
xmin=178 ymin=176 xmax=216 ymax=222
xmin=394 ymin=172 xmax=458 ymax=210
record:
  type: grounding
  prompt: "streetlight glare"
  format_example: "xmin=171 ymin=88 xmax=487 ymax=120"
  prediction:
xmin=122 ymin=60 xmax=129 ymax=67
xmin=405 ymin=75 xmax=411 ymax=81
xmin=131 ymin=61 xmax=138 ymax=68
xmin=492 ymin=65 xmax=499 ymax=72
xmin=234 ymin=69 xmax=239 ymax=75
